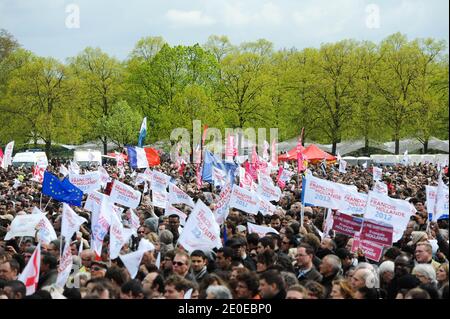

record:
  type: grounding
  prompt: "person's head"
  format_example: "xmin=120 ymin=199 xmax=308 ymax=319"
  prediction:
xmin=351 ymin=268 xmax=376 ymax=291
xmin=257 ymin=236 xmax=274 ymax=254
xmin=235 ymin=271 xmax=260 ymax=299
xmin=90 ymin=261 xmax=108 ymax=278
xmin=415 ymin=242 xmax=433 ymax=264
xmin=120 ymin=279 xmax=144 ymax=299
xmin=319 ymin=254 xmax=342 ymax=278
xmin=394 ymin=254 xmax=414 ymax=277
xmin=300 ymin=233 xmax=320 ymax=254
xmin=405 ymin=221 xmax=419 ymax=236
xmin=437 ymin=264 xmax=449 ymax=284
xmin=206 ymin=285 xmax=233 ymax=299
xmin=256 ymin=250 xmax=276 ymax=273
xmin=299 ymin=243 xmax=315 ymax=266
xmin=335 ymin=248 xmax=353 ymax=269
xmin=354 ymin=287 xmax=380 ymax=299
xmin=330 ymin=279 xmax=353 ymax=299
xmin=190 ymin=250 xmax=207 ymax=273
xmin=412 ymin=264 xmax=437 ymax=285
xmin=414 ymin=200 xmax=425 ymax=212
xmin=405 ymin=288 xmax=431 ymax=299
xmin=0 ymin=260 xmax=20 ymax=281
xmin=105 ymin=266 xmax=128 ymax=291
xmin=47 ymin=240 xmax=61 ymax=258
xmin=168 ymin=215 xmax=180 ymax=232
xmin=280 ymin=235 xmax=295 ymax=253
xmin=285 ymin=284 xmax=307 ymax=299
xmin=270 ymin=215 xmax=281 ymax=231
xmin=378 ymin=261 xmax=395 ymax=285
xmin=85 ymin=278 xmax=114 ymax=299
xmin=304 ymin=281 xmax=327 ymax=299
xmin=320 ymin=238 xmax=336 ymax=252
xmin=80 ymin=250 xmax=94 ymax=268
xmin=216 ymin=247 xmax=233 ymax=271
xmin=258 ymin=270 xmax=285 ymax=299
xmin=137 ymin=226 xmax=146 ymax=239
xmin=2 ymin=280 xmax=26 ymax=299
xmin=164 ymin=275 xmax=191 ymax=299
xmin=142 ymin=272 xmax=163 ymax=298
xmin=173 ymin=250 xmax=190 ymax=277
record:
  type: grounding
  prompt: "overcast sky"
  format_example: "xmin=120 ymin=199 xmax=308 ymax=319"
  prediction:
xmin=0 ymin=0 xmax=448 ymax=61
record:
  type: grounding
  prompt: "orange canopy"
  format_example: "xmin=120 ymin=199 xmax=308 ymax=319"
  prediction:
xmin=278 ymin=144 xmax=336 ymax=163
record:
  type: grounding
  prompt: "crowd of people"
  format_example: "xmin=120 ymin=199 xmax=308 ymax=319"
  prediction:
xmin=0 ymin=154 xmax=448 ymax=300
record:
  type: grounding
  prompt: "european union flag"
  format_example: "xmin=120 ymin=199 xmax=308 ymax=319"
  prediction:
xmin=42 ymin=171 xmax=83 ymax=207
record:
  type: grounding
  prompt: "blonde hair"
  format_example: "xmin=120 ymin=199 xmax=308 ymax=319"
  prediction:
xmin=332 ymin=279 xmax=354 ymax=299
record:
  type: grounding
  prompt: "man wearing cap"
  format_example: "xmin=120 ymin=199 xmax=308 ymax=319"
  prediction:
xmin=228 ymin=237 xmax=256 ymax=271
xmin=90 ymin=260 xmax=108 ymax=279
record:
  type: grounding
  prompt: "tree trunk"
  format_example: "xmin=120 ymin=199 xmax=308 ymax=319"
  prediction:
xmin=103 ymin=139 xmax=107 ymax=155
xmin=423 ymin=139 xmax=428 ymax=154
xmin=364 ymin=136 xmax=369 ymax=155
xmin=45 ymin=140 xmax=52 ymax=158
xmin=395 ymin=139 xmax=400 ymax=155
xmin=332 ymin=141 xmax=337 ymax=155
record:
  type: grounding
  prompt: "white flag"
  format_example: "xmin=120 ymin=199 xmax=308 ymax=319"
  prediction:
xmin=339 ymin=159 xmax=347 ymax=173
xmin=229 ymin=185 xmax=260 ymax=215
xmin=61 ymin=204 xmax=87 ymax=240
xmin=168 ymin=183 xmax=195 ymax=207
xmin=177 ymin=200 xmax=222 ymax=253
xmin=56 ymin=242 xmax=73 ymax=289
xmin=433 ymin=172 xmax=449 ymax=222
xmin=1 ymin=141 xmax=14 ymax=169
xmin=138 ymin=238 xmax=155 ymax=252
xmin=402 ymin=150 xmax=409 ymax=166
xmin=247 ymin=222 xmax=279 ymax=237
xmin=91 ymin=196 xmax=112 ymax=256
xmin=212 ymin=166 xmax=227 ymax=188
xmin=18 ymin=243 xmax=41 ymax=295
xmin=155 ymin=252 xmax=161 ymax=270
xmin=362 ymin=162 xmax=367 ymax=169
xmin=69 ymin=161 xmax=80 ymax=175
xmin=119 ymin=250 xmax=146 ymax=279
xmin=373 ymin=167 xmax=382 ymax=182
xmin=184 ymin=288 xmax=193 ymax=299
xmin=214 ymin=182 xmax=233 ymax=225
xmin=59 ymin=164 xmax=69 ymax=177
xmin=110 ymin=212 xmax=126 ymax=259
xmin=35 ymin=213 xmax=58 ymax=245
xmin=97 ymin=166 xmax=111 ymax=186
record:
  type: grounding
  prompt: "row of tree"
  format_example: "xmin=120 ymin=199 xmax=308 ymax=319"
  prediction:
xmin=0 ymin=29 xmax=448 ymax=156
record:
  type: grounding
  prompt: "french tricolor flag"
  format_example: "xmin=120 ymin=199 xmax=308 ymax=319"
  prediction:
xmin=127 ymin=146 xmax=160 ymax=169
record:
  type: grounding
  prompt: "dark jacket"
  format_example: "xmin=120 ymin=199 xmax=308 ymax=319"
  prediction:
xmin=386 ymin=274 xmax=421 ymax=299
xmin=321 ymin=273 xmax=339 ymax=297
xmin=192 ymin=266 xmax=208 ymax=283
xmin=38 ymin=269 xmax=58 ymax=289
xmin=297 ymin=267 xmax=323 ymax=285
xmin=242 ymin=255 xmax=257 ymax=271
xmin=263 ymin=288 xmax=286 ymax=299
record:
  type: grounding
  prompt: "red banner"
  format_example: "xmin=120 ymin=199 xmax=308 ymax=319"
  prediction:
xmin=360 ymin=219 xmax=393 ymax=247
xmin=332 ymin=211 xmax=363 ymax=237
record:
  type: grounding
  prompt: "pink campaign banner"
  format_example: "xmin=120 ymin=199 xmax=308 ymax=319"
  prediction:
xmin=331 ymin=211 xmax=363 ymax=237
xmin=360 ymin=219 xmax=393 ymax=247
xmin=351 ymin=234 xmax=384 ymax=262
xmin=359 ymin=240 xmax=384 ymax=262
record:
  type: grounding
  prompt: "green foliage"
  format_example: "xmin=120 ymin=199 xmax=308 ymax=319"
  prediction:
xmin=100 ymin=100 xmax=142 ymax=148
xmin=0 ymin=29 xmax=448 ymax=155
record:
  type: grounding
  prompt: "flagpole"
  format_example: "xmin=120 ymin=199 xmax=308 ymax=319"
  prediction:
xmin=39 ymin=193 xmax=43 ymax=210
xmin=43 ymin=198 xmax=52 ymax=211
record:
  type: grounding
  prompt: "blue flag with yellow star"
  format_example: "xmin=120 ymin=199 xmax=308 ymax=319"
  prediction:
xmin=42 ymin=171 xmax=83 ymax=207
